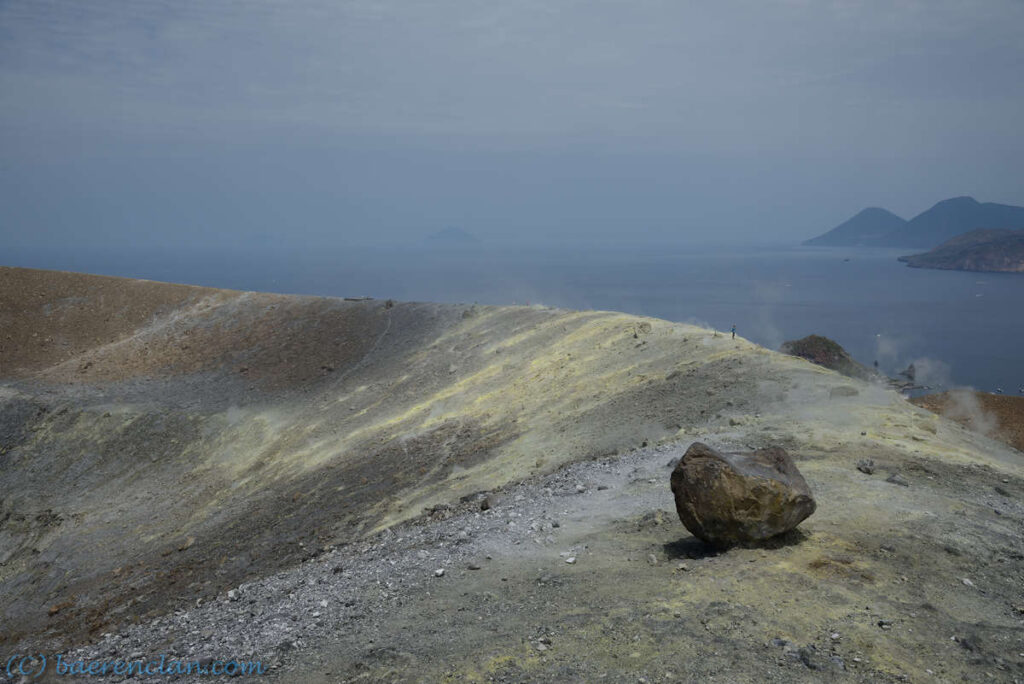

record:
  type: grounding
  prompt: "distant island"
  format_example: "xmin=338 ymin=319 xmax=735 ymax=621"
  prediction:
xmin=898 ymin=228 xmax=1024 ymax=273
xmin=424 ymin=227 xmax=479 ymax=246
xmin=804 ymin=196 xmax=1024 ymax=249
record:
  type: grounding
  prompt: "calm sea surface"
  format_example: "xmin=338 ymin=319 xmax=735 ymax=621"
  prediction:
xmin=7 ymin=244 xmax=1024 ymax=394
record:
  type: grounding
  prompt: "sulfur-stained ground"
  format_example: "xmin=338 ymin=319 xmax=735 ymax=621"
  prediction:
xmin=1 ymin=266 xmax=1022 ymax=682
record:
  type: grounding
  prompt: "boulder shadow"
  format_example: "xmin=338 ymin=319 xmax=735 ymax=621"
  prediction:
xmin=662 ymin=537 xmax=717 ymax=560
xmin=663 ymin=528 xmax=811 ymax=558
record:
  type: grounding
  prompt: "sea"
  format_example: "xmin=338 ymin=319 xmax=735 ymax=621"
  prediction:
xmin=7 ymin=243 xmax=1023 ymax=395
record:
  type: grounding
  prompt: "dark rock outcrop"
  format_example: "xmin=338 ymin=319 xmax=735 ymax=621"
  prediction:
xmin=670 ymin=442 xmax=816 ymax=547
xmin=780 ymin=335 xmax=872 ymax=380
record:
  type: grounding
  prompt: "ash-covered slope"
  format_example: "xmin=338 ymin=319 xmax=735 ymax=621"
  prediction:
xmin=2 ymin=267 xmax=1022 ymax=683
xmin=0 ymin=266 xmax=768 ymax=647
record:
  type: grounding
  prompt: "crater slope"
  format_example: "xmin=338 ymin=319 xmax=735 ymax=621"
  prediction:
xmin=1 ymin=266 xmax=1021 ymax=682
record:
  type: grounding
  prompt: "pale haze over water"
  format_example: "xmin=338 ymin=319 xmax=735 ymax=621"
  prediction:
xmin=1 ymin=1 xmax=1022 ymax=394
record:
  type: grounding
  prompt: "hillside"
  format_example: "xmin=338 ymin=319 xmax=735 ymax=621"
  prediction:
xmin=1 ymin=266 xmax=1022 ymax=682
xmin=913 ymin=390 xmax=1024 ymax=452
xmin=805 ymin=196 xmax=1024 ymax=249
xmin=898 ymin=228 xmax=1024 ymax=273
xmin=802 ymin=207 xmax=906 ymax=247
xmin=883 ymin=197 xmax=1024 ymax=248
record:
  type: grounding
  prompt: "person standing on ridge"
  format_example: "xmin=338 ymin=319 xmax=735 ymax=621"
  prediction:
xmin=731 ymin=324 xmax=736 ymax=339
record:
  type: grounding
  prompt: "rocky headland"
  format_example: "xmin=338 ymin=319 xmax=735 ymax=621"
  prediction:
xmin=898 ymin=229 xmax=1024 ymax=273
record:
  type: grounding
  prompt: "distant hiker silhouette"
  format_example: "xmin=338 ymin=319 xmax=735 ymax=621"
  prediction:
xmin=730 ymin=325 xmax=736 ymax=339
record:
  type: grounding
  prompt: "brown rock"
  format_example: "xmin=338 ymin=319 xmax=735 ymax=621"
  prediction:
xmin=670 ymin=442 xmax=816 ymax=547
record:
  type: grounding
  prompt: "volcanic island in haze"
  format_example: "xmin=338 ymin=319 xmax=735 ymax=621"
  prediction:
xmin=1 ymin=266 xmax=1022 ymax=682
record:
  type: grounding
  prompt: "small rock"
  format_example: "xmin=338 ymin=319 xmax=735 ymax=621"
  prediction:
xmin=676 ymin=563 xmax=689 ymax=572
xmin=877 ymin=619 xmax=892 ymax=630
xmin=565 ymin=557 xmax=576 ymax=565
xmin=227 ymin=589 xmax=239 ymax=601
xmin=480 ymin=497 xmax=491 ymax=511
xmin=575 ymin=484 xmax=586 ymax=494
xmin=797 ymin=647 xmax=820 ymax=670
xmin=962 ymin=578 xmax=974 ymax=587
xmin=886 ymin=472 xmax=909 ymax=487
xmin=434 ymin=568 xmax=445 ymax=577
xmin=467 ymin=563 xmax=481 ymax=570
xmin=856 ymin=459 xmax=875 ymax=475
xmin=647 ymin=554 xmax=658 ymax=566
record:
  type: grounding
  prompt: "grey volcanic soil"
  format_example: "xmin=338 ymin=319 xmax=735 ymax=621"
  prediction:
xmin=2 ymin=267 xmax=1023 ymax=683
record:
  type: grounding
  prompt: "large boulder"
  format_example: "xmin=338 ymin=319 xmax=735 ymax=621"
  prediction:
xmin=670 ymin=442 xmax=816 ymax=547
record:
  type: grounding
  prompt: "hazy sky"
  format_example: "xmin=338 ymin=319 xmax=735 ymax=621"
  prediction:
xmin=2 ymin=0 xmax=1023 ymax=250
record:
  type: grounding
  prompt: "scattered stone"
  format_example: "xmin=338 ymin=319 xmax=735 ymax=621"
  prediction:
xmin=227 ymin=589 xmax=239 ymax=602
xmin=669 ymin=442 xmax=816 ymax=546
xmin=962 ymin=578 xmax=974 ymax=587
xmin=565 ymin=557 xmax=576 ymax=565
xmin=886 ymin=472 xmax=909 ymax=487
xmin=575 ymin=484 xmax=586 ymax=494
xmin=479 ymin=497 xmax=491 ymax=511
xmin=434 ymin=568 xmax=445 ymax=577
xmin=646 ymin=554 xmax=658 ymax=566
xmin=796 ymin=647 xmax=820 ymax=670
xmin=994 ymin=485 xmax=1010 ymax=497
xmin=877 ymin=619 xmax=892 ymax=630
xmin=856 ymin=459 xmax=875 ymax=475
xmin=467 ymin=563 xmax=481 ymax=571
